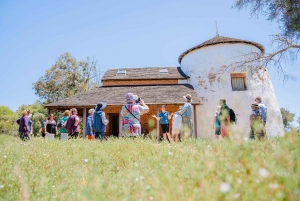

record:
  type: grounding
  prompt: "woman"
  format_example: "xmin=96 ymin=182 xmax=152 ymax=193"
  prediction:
xmin=170 ymin=106 xmax=183 ymax=143
xmin=177 ymin=94 xmax=193 ymax=139
xmin=212 ymin=106 xmax=221 ymax=138
xmin=16 ymin=110 xmax=30 ymax=141
xmin=152 ymin=105 xmax=173 ymax=143
xmin=44 ymin=114 xmax=57 ymax=139
xmin=27 ymin=110 xmax=33 ymax=139
xmin=86 ymin=109 xmax=95 ymax=140
xmin=58 ymin=110 xmax=70 ymax=140
xmin=121 ymin=93 xmax=149 ymax=137
xmin=66 ymin=108 xmax=80 ymax=139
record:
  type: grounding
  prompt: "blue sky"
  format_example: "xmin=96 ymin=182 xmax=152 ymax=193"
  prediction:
xmin=0 ymin=0 xmax=299 ymax=124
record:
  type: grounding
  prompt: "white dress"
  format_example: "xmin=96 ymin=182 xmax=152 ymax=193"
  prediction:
xmin=172 ymin=113 xmax=182 ymax=134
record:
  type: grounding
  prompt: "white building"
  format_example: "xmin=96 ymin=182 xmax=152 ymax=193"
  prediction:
xmin=179 ymin=34 xmax=284 ymax=138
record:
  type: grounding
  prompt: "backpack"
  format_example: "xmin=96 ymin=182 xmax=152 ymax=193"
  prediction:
xmin=229 ymin=108 xmax=237 ymax=124
xmin=57 ymin=119 xmax=67 ymax=128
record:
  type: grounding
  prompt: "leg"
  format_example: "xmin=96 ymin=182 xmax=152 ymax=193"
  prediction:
xmin=163 ymin=133 xmax=167 ymax=141
xmin=100 ymin=131 xmax=105 ymax=140
xmin=166 ymin=133 xmax=174 ymax=143
xmin=174 ymin=133 xmax=179 ymax=143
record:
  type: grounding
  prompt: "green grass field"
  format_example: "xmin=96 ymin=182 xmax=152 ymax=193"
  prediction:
xmin=0 ymin=134 xmax=299 ymax=201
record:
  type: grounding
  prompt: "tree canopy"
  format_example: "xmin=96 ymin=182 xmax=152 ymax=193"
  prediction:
xmin=33 ymin=52 xmax=101 ymax=103
xmin=280 ymin=107 xmax=295 ymax=130
xmin=0 ymin=106 xmax=18 ymax=135
xmin=233 ymin=0 xmax=300 ymax=75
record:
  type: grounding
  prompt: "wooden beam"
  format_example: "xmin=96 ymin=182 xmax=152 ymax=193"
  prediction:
xmin=82 ymin=108 xmax=87 ymax=139
xmin=156 ymin=105 xmax=159 ymax=142
xmin=193 ymin=105 xmax=197 ymax=138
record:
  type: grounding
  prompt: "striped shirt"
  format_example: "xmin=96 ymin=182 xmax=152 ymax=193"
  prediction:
xmin=178 ymin=102 xmax=192 ymax=118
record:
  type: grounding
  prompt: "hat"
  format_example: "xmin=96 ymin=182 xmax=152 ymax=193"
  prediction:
xmin=133 ymin=95 xmax=138 ymax=101
xmin=96 ymin=102 xmax=107 ymax=110
xmin=125 ymin=93 xmax=135 ymax=103
xmin=183 ymin=94 xmax=192 ymax=102
xmin=88 ymin=109 xmax=95 ymax=114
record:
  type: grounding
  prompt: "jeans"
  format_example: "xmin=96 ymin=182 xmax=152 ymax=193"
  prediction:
xmin=95 ymin=131 xmax=105 ymax=140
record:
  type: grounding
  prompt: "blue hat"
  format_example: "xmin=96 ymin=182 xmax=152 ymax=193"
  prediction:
xmin=95 ymin=102 xmax=107 ymax=110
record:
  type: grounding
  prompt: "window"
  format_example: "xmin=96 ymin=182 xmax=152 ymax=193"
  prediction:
xmin=230 ymin=72 xmax=247 ymax=91
xmin=159 ymin=69 xmax=168 ymax=74
xmin=116 ymin=70 xmax=126 ymax=76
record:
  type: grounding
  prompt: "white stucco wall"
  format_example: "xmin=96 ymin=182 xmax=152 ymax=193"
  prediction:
xmin=181 ymin=43 xmax=284 ymax=138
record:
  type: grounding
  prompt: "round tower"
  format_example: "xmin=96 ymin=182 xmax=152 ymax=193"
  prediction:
xmin=179 ymin=35 xmax=284 ymax=138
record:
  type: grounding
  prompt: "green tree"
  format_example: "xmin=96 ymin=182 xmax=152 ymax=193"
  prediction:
xmin=0 ymin=106 xmax=18 ymax=135
xmin=280 ymin=107 xmax=295 ymax=130
xmin=233 ymin=0 xmax=300 ymax=75
xmin=33 ymin=52 xmax=101 ymax=103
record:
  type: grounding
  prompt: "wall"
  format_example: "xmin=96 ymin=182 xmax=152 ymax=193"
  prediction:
xmin=180 ymin=43 xmax=284 ymax=138
xmin=102 ymin=79 xmax=178 ymax=86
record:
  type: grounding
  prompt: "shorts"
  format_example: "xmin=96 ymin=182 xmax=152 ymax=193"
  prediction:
xmin=161 ymin=124 xmax=169 ymax=133
xmin=172 ymin=128 xmax=180 ymax=134
xmin=215 ymin=127 xmax=221 ymax=135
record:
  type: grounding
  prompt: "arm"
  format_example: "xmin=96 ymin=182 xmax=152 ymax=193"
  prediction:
xmin=44 ymin=120 xmax=48 ymax=133
xmin=168 ymin=113 xmax=174 ymax=120
xmin=101 ymin=112 xmax=109 ymax=125
xmin=87 ymin=118 xmax=93 ymax=134
xmin=139 ymin=99 xmax=149 ymax=113
xmin=177 ymin=104 xmax=188 ymax=115
xmin=24 ymin=117 xmax=29 ymax=133
xmin=74 ymin=117 xmax=80 ymax=126
xmin=152 ymin=115 xmax=161 ymax=121
xmin=226 ymin=114 xmax=230 ymax=123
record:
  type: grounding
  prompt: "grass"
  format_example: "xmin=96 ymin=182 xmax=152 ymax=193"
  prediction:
xmin=0 ymin=134 xmax=299 ymax=201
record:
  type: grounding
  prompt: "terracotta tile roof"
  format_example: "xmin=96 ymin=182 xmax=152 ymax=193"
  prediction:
xmin=45 ymin=84 xmax=200 ymax=108
xmin=101 ymin=67 xmax=189 ymax=81
xmin=178 ymin=35 xmax=265 ymax=64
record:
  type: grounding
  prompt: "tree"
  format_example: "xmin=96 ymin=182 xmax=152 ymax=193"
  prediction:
xmin=297 ymin=116 xmax=300 ymax=131
xmin=233 ymin=0 xmax=300 ymax=76
xmin=280 ymin=107 xmax=295 ymax=130
xmin=33 ymin=52 xmax=102 ymax=103
xmin=0 ymin=106 xmax=18 ymax=135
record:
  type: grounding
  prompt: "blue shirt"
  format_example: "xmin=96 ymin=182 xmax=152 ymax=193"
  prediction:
xmin=158 ymin=111 xmax=169 ymax=124
xmin=258 ymin=103 xmax=267 ymax=122
xmin=85 ymin=115 xmax=93 ymax=135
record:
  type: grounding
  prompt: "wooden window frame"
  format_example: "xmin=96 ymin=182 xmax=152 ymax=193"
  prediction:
xmin=230 ymin=72 xmax=247 ymax=91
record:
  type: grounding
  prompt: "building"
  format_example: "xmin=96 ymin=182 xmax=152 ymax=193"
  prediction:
xmin=45 ymin=34 xmax=284 ymax=138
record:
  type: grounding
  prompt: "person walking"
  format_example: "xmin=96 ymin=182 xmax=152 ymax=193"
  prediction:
xmin=66 ymin=108 xmax=80 ymax=139
xmin=16 ymin=110 xmax=30 ymax=141
xmin=58 ymin=110 xmax=70 ymax=140
xmin=177 ymin=94 xmax=193 ymax=139
xmin=121 ymin=93 xmax=149 ymax=137
xmin=219 ymin=98 xmax=230 ymax=138
xmin=249 ymin=103 xmax=265 ymax=140
xmin=93 ymin=102 xmax=108 ymax=140
xmin=27 ymin=110 xmax=33 ymax=139
xmin=44 ymin=113 xmax=57 ymax=139
xmin=86 ymin=109 xmax=95 ymax=140
xmin=170 ymin=106 xmax=183 ymax=143
xmin=152 ymin=105 xmax=173 ymax=143
xmin=41 ymin=117 xmax=47 ymax=137
xmin=212 ymin=106 xmax=221 ymax=138
xmin=255 ymin=96 xmax=267 ymax=135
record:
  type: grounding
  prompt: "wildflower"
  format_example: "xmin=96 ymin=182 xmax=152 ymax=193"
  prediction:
xmin=237 ymin=179 xmax=242 ymax=184
xmin=84 ymin=159 xmax=88 ymax=163
xmin=149 ymin=196 xmax=154 ymax=200
xmin=256 ymin=179 xmax=260 ymax=183
xmin=145 ymin=185 xmax=151 ymax=190
xmin=269 ymin=183 xmax=278 ymax=189
xmin=168 ymin=152 xmax=173 ymax=155
xmin=52 ymin=186 xmax=55 ymax=188
xmin=0 ymin=185 xmax=4 ymax=189
xmin=3 ymin=155 xmax=6 ymax=158
xmin=234 ymin=194 xmax=240 ymax=198
xmin=139 ymin=176 xmax=144 ymax=180
xmin=135 ymin=178 xmax=139 ymax=182
xmin=219 ymin=182 xmax=231 ymax=193
xmin=259 ymin=168 xmax=270 ymax=178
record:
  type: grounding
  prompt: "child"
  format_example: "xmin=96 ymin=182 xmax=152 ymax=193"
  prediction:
xmin=171 ymin=106 xmax=182 ymax=143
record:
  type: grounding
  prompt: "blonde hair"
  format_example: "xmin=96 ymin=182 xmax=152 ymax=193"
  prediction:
xmin=63 ymin=110 xmax=70 ymax=116
xmin=70 ymin=108 xmax=77 ymax=115
xmin=21 ymin=110 xmax=27 ymax=116
xmin=216 ymin=106 xmax=221 ymax=114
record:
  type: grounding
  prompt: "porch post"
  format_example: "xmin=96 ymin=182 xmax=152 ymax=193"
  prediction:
xmin=48 ymin=108 xmax=52 ymax=115
xmin=156 ymin=105 xmax=159 ymax=142
xmin=83 ymin=108 xmax=87 ymax=139
xmin=193 ymin=105 xmax=197 ymax=138
xmin=119 ymin=112 xmax=122 ymax=137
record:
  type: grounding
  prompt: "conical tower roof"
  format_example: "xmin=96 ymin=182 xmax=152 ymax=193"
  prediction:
xmin=178 ymin=35 xmax=265 ymax=64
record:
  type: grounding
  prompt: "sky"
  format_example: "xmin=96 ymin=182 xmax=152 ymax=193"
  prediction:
xmin=0 ymin=0 xmax=299 ymax=124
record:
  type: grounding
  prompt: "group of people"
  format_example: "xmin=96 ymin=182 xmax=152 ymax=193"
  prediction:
xmin=212 ymin=96 xmax=267 ymax=140
xmin=16 ymin=93 xmax=267 ymax=141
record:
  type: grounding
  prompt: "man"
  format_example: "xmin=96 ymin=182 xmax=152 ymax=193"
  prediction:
xmin=249 ymin=103 xmax=264 ymax=140
xmin=93 ymin=102 xmax=109 ymax=140
xmin=255 ymin=96 xmax=267 ymax=135
xmin=86 ymin=109 xmax=95 ymax=140
xmin=219 ymin=98 xmax=230 ymax=138
xmin=177 ymin=94 xmax=193 ymax=139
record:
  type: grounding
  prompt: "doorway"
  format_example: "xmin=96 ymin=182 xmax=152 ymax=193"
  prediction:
xmin=109 ymin=114 xmax=119 ymax=137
